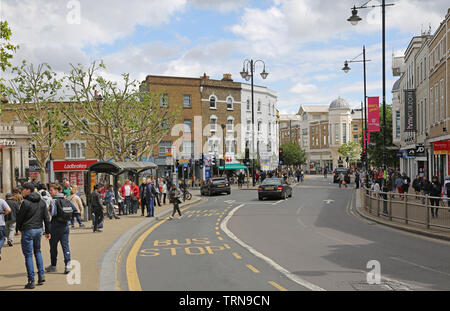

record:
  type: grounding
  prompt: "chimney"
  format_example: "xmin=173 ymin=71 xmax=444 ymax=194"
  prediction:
xmin=222 ymin=73 xmax=232 ymax=81
xmin=201 ymin=73 xmax=209 ymax=80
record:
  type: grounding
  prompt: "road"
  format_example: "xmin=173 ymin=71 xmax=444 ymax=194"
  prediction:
xmin=118 ymin=176 xmax=450 ymax=291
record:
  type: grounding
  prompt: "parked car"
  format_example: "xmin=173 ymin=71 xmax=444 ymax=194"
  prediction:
xmin=201 ymin=178 xmax=231 ymax=196
xmin=258 ymin=178 xmax=292 ymax=200
xmin=333 ymin=167 xmax=349 ymax=183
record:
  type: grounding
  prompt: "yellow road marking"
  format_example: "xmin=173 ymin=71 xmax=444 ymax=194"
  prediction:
xmin=246 ymin=264 xmax=260 ymax=273
xmin=268 ymin=281 xmax=288 ymax=291
xmin=216 ymin=222 xmax=219 ymax=226
xmin=232 ymin=252 xmax=242 ymax=259
xmin=216 ymin=231 xmax=220 ymax=235
xmin=218 ymin=237 xmax=224 ymax=241
xmin=215 ymin=226 xmax=219 ymax=230
xmin=223 ymin=243 xmax=230 ymax=248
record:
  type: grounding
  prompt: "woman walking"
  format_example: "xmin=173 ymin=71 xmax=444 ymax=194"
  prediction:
xmin=68 ymin=186 xmax=85 ymax=228
xmin=161 ymin=180 xmax=167 ymax=205
xmin=168 ymin=184 xmax=183 ymax=220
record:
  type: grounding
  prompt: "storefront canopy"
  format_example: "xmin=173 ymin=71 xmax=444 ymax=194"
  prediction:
xmin=87 ymin=161 xmax=157 ymax=176
xmin=218 ymin=163 xmax=248 ymax=170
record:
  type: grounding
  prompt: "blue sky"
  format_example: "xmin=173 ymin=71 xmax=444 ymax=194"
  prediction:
xmin=3 ymin=0 xmax=449 ymax=113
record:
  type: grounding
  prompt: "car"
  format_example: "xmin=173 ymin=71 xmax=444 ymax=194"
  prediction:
xmin=201 ymin=178 xmax=231 ymax=196
xmin=258 ymin=178 xmax=292 ymax=200
xmin=333 ymin=167 xmax=349 ymax=183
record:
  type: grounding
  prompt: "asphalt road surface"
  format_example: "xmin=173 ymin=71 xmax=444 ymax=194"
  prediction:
xmin=119 ymin=176 xmax=450 ymax=291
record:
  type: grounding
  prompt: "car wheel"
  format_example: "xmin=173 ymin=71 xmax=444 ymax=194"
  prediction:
xmin=258 ymin=196 xmax=263 ymax=201
xmin=283 ymin=191 xmax=287 ymax=200
xmin=227 ymin=191 xmax=231 ymax=195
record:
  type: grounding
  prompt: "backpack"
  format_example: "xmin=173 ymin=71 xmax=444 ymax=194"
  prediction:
xmin=55 ymin=198 xmax=73 ymax=223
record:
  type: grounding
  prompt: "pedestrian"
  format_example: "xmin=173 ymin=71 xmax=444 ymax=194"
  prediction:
xmin=39 ymin=187 xmax=52 ymax=211
xmin=402 ymin=172 xmax=411 ymax=196
xmin=0 ymin=197 xmax=11 ymax=261
xmin=154 ymin=177 xmax=162 ymax=207
xmin=62 ymin=179 xmax=71 ymax=197
xmin=395 ymin=174 xmax=405 ymax=199
xmin=91 ymin=185 xmax=104 ymax=232
xmin=104 ymin=185 xmax=120 ymax=220
xmin=131 ymin=181 xmax=140 ymax=214
xmin=420 ymin=175 xmax=432 ymax=204
xmin=162 ymin=180 xmax=168 ymax=204
xmin=139 ymin=178 xmax=148 ymax=216
xmin=300 ymin=169 xmax=304 ymax=183
xmin=46 ymin=184 xmax=76 ymax=274
xmin=168 ymin=184 xmax=183 ymax=220
xmin=146 ymin=178 xmax=156 ymax=217
xmin=430 ymin=176 xmax=442 ymax=218
xmin=323 ymin=167 xmax=328 ymax=179
xmin=4 ymin=193 xmax=19 ymax=247
xmin=355 ymin=170 xmax=360 ymax=189
xmin=120 ymin=179 xmax=132 ymax=215
xmin=412 ymin=175 xmax=421 ymax=199
xmin=16 ymin=183 xmax=50 ymax=289
xmin=68 ymin=186 xmax=85 ymax=228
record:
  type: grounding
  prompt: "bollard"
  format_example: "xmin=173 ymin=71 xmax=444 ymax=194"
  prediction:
xmin=426 ymin=195 xmax=430 ymax=229
xmin=377 ymin=192 xmax=380 ymax=216
xmin=389 ymin=193 xmax=392 ymax=221
xmin=404 ymin=194 xmax=408 ymax=224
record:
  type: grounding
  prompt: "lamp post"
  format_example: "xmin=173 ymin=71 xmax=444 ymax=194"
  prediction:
xmin=348 ymin=0 xmax=394 ymax=169
xmin=342 ymin=45 xmax=371 ymax=172
xmin=240 ymin=59 xmax=269 ymax=186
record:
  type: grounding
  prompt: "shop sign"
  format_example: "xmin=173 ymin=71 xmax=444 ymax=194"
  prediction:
xmin=0 ymin=139 xmax=16 ymax=147
xmin=415 ymin=145 xmax=425 ymax=157
xmin=433 ymin=140 xmax=450 ymax=155
xmin=53 ymin=160 xmax=98 ymax=171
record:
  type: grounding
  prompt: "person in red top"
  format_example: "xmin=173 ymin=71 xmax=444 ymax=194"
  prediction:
xmin=130 ymin=181 xmax=140 ymax=214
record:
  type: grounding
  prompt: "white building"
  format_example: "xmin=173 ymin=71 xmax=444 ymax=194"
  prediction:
xmin=240 ymin=83 xmax=278 ymax=171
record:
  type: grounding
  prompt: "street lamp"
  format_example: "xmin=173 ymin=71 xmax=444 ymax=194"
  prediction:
xmin=342 ymin=46 xmax=371 ymax=172
xmin=347 ymin=0 xmax=394 ymax=170
xmin=240 ymin=59 xmax=269 ymax=186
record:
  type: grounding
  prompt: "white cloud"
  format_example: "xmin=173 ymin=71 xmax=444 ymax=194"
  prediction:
xmin=289 ymin=82 xmax=318 ymax=94
xmin=189 ymin=0 xmax=250 ymax=12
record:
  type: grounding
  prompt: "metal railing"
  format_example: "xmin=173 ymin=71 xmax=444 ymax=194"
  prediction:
xmin=361 ymin=186 xmax=450 ymax=232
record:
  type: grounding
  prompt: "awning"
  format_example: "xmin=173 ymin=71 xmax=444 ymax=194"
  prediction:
xmin=218 ymin=163 xmax=248 ymax=170
xmin=87 ymin=161 xmax=157 ymax=176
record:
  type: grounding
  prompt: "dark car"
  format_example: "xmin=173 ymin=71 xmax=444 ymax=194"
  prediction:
xmin=333 ymin=168 xmax=348 ymax=183
xmin=201 ymin=178 xmax=231 ymax=196
xmin=258 ymin=178 xmax=292 ymax=200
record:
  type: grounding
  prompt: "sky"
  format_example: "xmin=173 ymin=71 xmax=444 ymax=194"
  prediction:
xmin=1 ymin=0 xmax=449 ymax=114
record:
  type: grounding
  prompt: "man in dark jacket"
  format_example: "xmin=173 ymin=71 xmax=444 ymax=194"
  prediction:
xmin=420 ymin=176 xmax=432 ymax=204
xmin=91 ymin=185 xmax=104 ymax=232
xmin=146 ymin=179 xmax=156 ymax=217
xmin=430 ymin=176 xmax=442 ymax=218
xmin=16 ymin=182 xmax=50 ymax=289
xmin=139 ymin=178 xmax=148 ymax=216
xmin=5 ymin=193 xmax=20 ymax=246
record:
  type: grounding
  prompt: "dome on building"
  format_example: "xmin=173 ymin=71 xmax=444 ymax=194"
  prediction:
xmin=329 ymin=97 xmax=350 ymax=110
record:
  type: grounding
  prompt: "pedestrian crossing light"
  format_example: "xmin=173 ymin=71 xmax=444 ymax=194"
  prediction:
xmin=279 ymin=148 xmax=284 ymax=165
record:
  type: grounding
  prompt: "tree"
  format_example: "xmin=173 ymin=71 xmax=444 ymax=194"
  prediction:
xmin=8 ymin=62 xmax=70 ymax=182
xmin=63 ymin=61 xmax=181 ymax=161
xmin=337 ymin=141 xmax=362 ymax=162
xmin=1 ymin=21 xmax=20 ymax=104
xmin=280 ymin=141 xmax=306 ymax=166
xmin=367 ymin=104 xmax=398 ymax=167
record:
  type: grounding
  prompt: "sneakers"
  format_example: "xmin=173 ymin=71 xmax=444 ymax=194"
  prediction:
xmin=7 ymin=240 xmax=13 ymax=247
xmin=79 ymin=223 xmax=85 ymax=227
xmin=24 ymin=281 xmax=35 ymax=289
xmin=64 ymin=265 xmax=71 ymax=274
xmin=94 ymin=229 xmax=103 ymax=233
xmin=45 ymin=265 xmax=57 ymax=273
xmin=169 ymin=216 xmax=173 ymax=220
xmin=178 ymin=215 xmax=183 ymax=219
xmin=37 ymin=275 xmax=45 ymax=285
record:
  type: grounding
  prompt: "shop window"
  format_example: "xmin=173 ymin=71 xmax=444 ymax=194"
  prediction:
xmin=159 ymin=141 xmax=172 ymax=156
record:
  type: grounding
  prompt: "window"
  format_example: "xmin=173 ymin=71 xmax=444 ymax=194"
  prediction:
xmin=184 ymin=119 xmax=192 ymax=133
xmin=334 ymin=124 xmax=339 ymax=145
xmin=396 ymin=111 xmax=400 ymax=138
xmin=353 ymin=124 xmax=358 ymax=131
xmin=183 ymin=95 xmax=191 ymax=108
xmin=353 ymin=134 xmax=358 ymax=142
xmin=424 ymin=97 xmax=427 ymax=132
xmin=209 ymin=95 xmax=216 ymax=109
xmin=64 ymin=141 xmax=86 ymax=159
xmin=342 ymin=123 xmax=347 ymax=144
xmin=257 ymin=101 xmax=261 ymax=112
xmin=227 ymin=97 xmax=233 ymax=110
xmin=160 ymin=93 xmax=168 ymax=107
xmin=208 ymin=138 xmax=218 ymax=153
xmin=227 ymin=118 xmax=234 ymax=132
xmin=226 ymin=139 xmax=235 ymax=153
xmin=257 ymin=121 xmax=262 ymax=132
xmin=246 ymin=99 xmax=250 ymax=111
xmin=158 ymin=141 xmax=172 ymax=156
xmin=435 ymin=84 xmax=439 ymax=123
xmin=29 ymin=142 xmax=36 ymax=160
xmin=210 ymin=116 xmax=217 ymax=132
xmin=247 ymin=120 xmax=251 ymax=132
xmin=440 ymin=80 xmax=445 ymax=121
xmin=182 ymin=141 xmax=193 ymax=156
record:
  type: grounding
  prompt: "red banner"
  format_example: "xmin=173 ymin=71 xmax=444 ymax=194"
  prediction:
xmin=368 ymin=97 xmax=380 ymax=132
xmin=434 ymin=140 xmax=450 ymax=155
xmin=53 ymin=160 xmax=97 ymax=172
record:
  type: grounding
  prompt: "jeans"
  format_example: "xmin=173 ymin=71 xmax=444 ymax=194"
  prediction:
xmin=0 ymin=226 xmax=5 ymax=255
xmin=124 ymin=196 xmax=131 ymax=215
xmin=106 ymin=202 xmax=117 ymax=218
xmin=49 ymin=222 xmax=71 ymax=267
xmin=141 ymin=199 xmax=147 ymax=216
xmin=71 ymin=213 xmax=82 ymax=226
xmin=5 ymin=220 xmax=16 ymax=243
xmin=147 ymin=197 xmax=154 ymax=216
xmin=21 ymin=228 xmax=44 ymax=282
xmin=93 ymin=209 xmax=104 ymax=231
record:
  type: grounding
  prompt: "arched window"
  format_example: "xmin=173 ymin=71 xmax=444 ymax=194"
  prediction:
xmin=226 ymin=96 xmax=233 ymax=110
xmin=209 ymin=95 xmax=217 ymax=109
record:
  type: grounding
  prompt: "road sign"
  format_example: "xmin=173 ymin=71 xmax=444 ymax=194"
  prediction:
xmin=184 ymin=162 xmax=188 ymax=167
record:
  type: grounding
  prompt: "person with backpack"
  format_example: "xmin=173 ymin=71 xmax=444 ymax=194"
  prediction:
xmin=5 ymin=193 xmax=20 ymax=247
xmin=16 ymin=183 xmax=50 ymax=289
xmin=91 ymin=185 xmax=104 ymax=232
xmin=168 ymin=184 xmax=183 ymax=220
xmin=45 ymin=184 xmax=77 ymax=274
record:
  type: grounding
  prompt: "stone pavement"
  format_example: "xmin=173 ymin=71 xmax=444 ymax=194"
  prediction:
xmin=0 ymin=193 xmax=202 ymax=291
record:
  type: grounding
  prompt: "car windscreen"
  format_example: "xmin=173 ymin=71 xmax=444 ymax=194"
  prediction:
xmin=212 ymin=179 xmax=227 ymax=184
xmin=261 ymin=178 xmax=282 ymax=185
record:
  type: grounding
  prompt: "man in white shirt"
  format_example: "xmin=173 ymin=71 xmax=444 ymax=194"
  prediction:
xmin=120 ymin=179 xmax=132 ymax=215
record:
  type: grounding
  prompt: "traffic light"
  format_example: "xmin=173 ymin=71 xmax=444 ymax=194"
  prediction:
xmin=278 ymin=148 xmax=284 ymax=165
xmin=360 ymin=150 xmax=367 ymax=162
xmin=244 ymin=147 xmax=250 ymax=166
xmin=219 ymin=159 xmax=225 ymax=167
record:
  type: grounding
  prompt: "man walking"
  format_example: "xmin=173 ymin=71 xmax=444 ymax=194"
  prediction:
xmin=91 ymin=185 xmax=104 ymax=232
xmin=16 ymin=183 xmax=50 ymax=289
xmin=168 ymin=184 xmax=183 ymax=220
xmin=355 ymin=170 xmax=360 ymax=189
xmin=146 ymin=178 xmax=156 ymax=217
xmin=139 ymin=178 xmax=148 ymax=216
xmin=5 ymin=193 xmax=20 ymax=246
xmin=46 ymin=184 xmax=76 ymax=274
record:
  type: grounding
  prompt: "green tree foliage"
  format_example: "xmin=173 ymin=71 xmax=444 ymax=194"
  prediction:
xmin=337 ymin=141 xmax=362 ymax=161
xmin=8 ymin=62 xmax=70 ymax=182
xmin=280 ymin=141 xmax=306 ymax=166
xmin=366 ymin=104 xmax=398 ymax=167
xmin=1 ymin=21 xmax=19 ymax=103
xmin=63 ymin=61 xmax=181 ymax=161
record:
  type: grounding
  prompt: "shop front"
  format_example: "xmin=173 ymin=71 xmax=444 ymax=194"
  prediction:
xmin=52 ymin=160 xmax=98 ymax=189
xmin=431 ymin=140 xmax=450 ymax=183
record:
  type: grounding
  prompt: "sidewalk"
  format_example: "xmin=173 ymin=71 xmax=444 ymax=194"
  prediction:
xmin=354 ymin=189 xmax=450 ymax=242
xmin=0 ymin=193 xmax=202 ymax=291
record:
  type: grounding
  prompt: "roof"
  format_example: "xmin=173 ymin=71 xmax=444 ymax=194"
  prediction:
xmin=329 ymin=97 xmax=350 ymax=110
xmin=392 ymin=78 xmax=401 ymax=91
xmin=87 ymin=161 xmax=157 ymax=175
xmin=279 ymin=114 xmax=301 ymax=121
xmin=298 ymin=105 xmax=329 ymax=114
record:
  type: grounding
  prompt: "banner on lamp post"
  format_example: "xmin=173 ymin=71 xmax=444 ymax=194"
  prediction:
xmin=404 ymin=89 xmax=416 ymax=132
xmin=367 ymin=97 xmax=380 ymax=132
